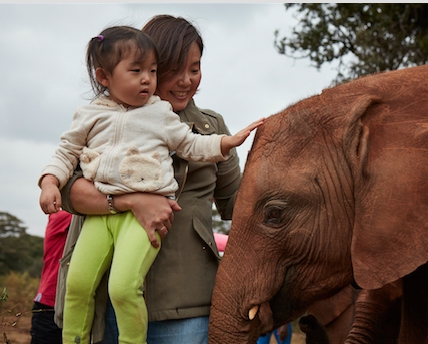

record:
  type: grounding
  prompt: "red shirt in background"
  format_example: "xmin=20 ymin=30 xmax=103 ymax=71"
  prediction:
xmin=34 ymin=210 xmax=72 ymax=307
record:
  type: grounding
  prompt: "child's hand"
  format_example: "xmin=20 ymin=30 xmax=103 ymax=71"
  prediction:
xmin=221 ymin=117 xmax=265 ymax=156
xmin=39 ymin=175 xmax=62 ymax=214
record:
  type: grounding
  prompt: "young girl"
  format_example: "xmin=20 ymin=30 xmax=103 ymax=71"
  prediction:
xmin=38 ymin=25 xmax=263 ymax=344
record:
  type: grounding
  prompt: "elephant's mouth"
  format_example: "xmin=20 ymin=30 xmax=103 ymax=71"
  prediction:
xmin=265 ymin=268 xmax=308 ymax=326
xmin=245 ymin=278 xmax=291 ymax=332
xmin=245 ymin=291 xmax=301 ymax=334
xmin=247 ymin=301 xmax=274 ymax=335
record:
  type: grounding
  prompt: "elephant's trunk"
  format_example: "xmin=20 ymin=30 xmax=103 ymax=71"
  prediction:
xmin=208 ymin=311 xmax=260 ymax=343
xmin=209 ymin=291 xmax=262 ymax=343
xmin=208 ymin=207 xmax=277 ymax=342
xmin=208 ymin=249 xmax=274 ymax=343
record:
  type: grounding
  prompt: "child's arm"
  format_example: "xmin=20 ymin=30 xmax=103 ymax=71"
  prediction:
xmin=39 ymin=174 xmax=62 ymax=214
xmin=221 ymin=117 xmax=265 ymax=156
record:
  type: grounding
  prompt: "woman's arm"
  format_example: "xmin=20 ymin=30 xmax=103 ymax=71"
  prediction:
xmin=68 ymin=178 xmax=181 ymax=247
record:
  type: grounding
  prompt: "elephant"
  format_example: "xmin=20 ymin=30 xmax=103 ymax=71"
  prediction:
xmin=303 ymin=284 xmax=360 ymax=343
xmin=301 ymin=281 xmax=402 ymax=343
xmin=208 ymin=64 xmax=428 ymax=343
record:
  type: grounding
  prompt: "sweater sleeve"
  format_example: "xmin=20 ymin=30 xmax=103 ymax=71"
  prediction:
xmin=39 ymin=109 xmax=90 ymax=189
xmin=164 ymin=109 xmax=228 ymax=162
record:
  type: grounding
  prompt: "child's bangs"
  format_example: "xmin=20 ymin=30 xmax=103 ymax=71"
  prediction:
xmin=120 ymin=39 xmax=157 ymax=63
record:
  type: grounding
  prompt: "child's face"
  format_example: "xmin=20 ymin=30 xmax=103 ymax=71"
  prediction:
xmin=106 ymin=49 xmax=157 ymax=108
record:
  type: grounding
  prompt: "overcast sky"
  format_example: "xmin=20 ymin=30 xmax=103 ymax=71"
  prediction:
xmin=0 ymin=3 xmax=338 ymax=237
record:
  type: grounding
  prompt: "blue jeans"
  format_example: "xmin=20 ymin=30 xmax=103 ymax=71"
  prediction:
xmin=147 ymin=317 xmax=209 ymax=344
xmin=98 ymin=298 xmax=208 ymax=344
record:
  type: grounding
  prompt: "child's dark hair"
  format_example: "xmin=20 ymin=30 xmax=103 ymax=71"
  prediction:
xmin=86 ymin=25 xmax=159 ymax=98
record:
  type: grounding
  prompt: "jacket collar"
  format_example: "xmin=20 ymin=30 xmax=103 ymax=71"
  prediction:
xmin=179 ymin=99 xmax=216 ymax=135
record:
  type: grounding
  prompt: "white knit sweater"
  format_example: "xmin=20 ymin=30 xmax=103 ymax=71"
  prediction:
xmin=40 ymin=96 xmax=226 ymax=196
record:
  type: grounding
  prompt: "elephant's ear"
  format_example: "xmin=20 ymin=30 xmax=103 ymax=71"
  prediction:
xmin=345 ymin=75 xmax=428 ymax=290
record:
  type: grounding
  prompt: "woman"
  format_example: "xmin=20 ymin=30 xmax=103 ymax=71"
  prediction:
xmin=55 ymin=15 xmax=242 ymax=344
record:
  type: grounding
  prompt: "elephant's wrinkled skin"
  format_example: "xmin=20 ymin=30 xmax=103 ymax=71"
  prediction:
xmin=208 ymin=65 xmax=428 ymax=343
xmin=304 ymin=284 xmax=361 ymax=343
xmin=301 ymin=280 xmax=402 ymax=344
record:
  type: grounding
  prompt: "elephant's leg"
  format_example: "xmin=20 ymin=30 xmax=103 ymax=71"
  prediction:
xmin=346 ymin=281 xmax=402 ymax=343
xmin=324 ymin=301 xmax=356 ymax=344
xmin=399 ymin=263 xmax=428 ymax=343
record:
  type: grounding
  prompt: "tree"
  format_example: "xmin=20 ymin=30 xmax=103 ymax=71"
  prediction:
xmin=0 ymin=212 xmax=43 ymax=277
xmin=275 ymin=3 xmax=428 ymax=83
xmin=0 ymin=212 xmax=27 ymax=237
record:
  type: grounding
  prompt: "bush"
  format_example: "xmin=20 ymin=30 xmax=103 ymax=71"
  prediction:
xmin=0 ymin=272 xmax=39 ymax=319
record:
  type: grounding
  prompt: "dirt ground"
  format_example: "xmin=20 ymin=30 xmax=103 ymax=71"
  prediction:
xmin=1 ymin=315 xmax=31 ymax=344
xmin=2 ymin=316 xmax=305 ymax=344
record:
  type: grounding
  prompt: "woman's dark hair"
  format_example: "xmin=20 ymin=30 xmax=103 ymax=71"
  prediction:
xmin=86 ymin=25 xmax=158 ymax=98
xmin=142 ymin=15 xmax=203 ymax=84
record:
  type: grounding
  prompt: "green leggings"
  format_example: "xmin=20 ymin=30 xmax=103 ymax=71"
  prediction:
xmin=63 ymin=212 xmax=160 ymax=344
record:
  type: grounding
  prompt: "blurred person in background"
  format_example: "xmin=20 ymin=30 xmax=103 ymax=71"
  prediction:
xmin=30 ymin=210 xmax=72 ymax=344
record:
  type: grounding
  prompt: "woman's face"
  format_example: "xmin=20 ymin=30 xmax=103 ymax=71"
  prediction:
xmin=156 ymin=41 xmax=202 ymax=112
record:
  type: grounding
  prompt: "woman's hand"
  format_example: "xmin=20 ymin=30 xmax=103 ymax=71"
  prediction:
xmin=70 ymin=178 xmax=182 ymax=248
xmin=117 ymin=193 xmax=182 ymax=248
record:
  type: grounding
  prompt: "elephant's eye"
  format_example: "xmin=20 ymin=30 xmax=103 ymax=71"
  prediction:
xmin=265 ymin=208 xmax=282 ymax=224
xmin=263 ymin=201 xmax=288 ymax=227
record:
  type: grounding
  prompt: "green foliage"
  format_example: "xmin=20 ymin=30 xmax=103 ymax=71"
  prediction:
xmin=1 ymin=288 xmax=8 ymax=302
xmin=275 ymin=3 xmax=428 ymax=83
xmin=0 ymin=212 xmax=44 ymax=278
xmin=0 ymin=212 xmax=27 ymax=238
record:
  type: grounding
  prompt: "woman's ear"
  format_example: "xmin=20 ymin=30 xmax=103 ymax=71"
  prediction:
xmin=95 ymin=68 xmax=109 ymax=87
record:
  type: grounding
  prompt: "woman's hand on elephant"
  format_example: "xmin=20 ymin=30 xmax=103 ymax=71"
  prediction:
xmin=117 ymin=192 xmax=182 ymax=248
